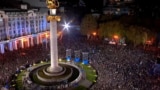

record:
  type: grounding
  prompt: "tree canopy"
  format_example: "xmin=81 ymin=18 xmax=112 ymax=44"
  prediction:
xmin=80 ymin=14 xmax=157 ymax=46
xmin=99 ymin=21 xmax=124 ymax=38
xmin=80 ymin=14 xmax=98 ymax=35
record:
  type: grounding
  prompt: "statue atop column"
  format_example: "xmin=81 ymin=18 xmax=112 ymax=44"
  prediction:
xmin=46 ymin=0 xmax=59 ymax=9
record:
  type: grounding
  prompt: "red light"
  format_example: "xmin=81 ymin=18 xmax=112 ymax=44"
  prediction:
xmin=92 ymin=32 xmax=96 ymax=36
xmin=146 ymin=40 xmax=152 ymax=45
xmin=114 ymin=35 xmax=118 ymax=39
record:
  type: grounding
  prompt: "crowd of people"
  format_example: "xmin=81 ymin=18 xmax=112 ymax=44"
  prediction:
xmin=89 ymin=45 xmax=160 ymax=90
xmin=0 ymin=44 xmax=49 ymax=89
xmin=0 ymin=32 xmax=160 ymax=90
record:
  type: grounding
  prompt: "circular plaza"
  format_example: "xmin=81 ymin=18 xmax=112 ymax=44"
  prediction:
xmin=12 ymin=60 xmax=97 ymax=90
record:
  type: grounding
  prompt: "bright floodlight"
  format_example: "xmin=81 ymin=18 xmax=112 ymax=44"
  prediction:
xmin=62 ymin=22 xmax=70 ymax=30
xmin=64 ymin=24 xmax=69 ymax=29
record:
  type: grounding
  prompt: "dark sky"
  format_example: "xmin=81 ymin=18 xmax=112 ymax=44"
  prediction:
xmin=83 ymin=0 xmax=103 ymax=9
xmin=59 ymin=0 xmax=103 ymax=9
xmin=0 ymin=0 xmax=102 ymax=9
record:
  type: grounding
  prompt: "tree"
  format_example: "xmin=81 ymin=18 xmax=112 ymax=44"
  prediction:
xmin=80 ymin=14 xmax=98 ymax=35
xmin=99 ymin=21 xmax=124 ymax=38
xmin=125 ymin=26 xmax=148 ymax=47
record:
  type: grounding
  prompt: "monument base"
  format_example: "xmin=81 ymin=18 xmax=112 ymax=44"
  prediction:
xmin=47 ymin=66 xmax=62 ymax=73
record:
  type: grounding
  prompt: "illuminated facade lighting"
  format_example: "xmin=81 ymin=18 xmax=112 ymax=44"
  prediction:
xmin=0 ymin=10 xmax=48 ymax=54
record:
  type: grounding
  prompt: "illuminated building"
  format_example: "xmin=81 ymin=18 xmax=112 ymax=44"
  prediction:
xmin=0 ymin=9 xmax=49 ymax=54
xmin=103 ymin=0 xmax=134 ymax=15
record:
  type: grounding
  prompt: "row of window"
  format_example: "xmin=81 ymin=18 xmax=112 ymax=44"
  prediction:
xmin=8 ymin=16 xmax=45 ymax=21
xmin=0 ymin=23 xmax=47 ymax=41
xmin=8 ymin=20 xmax=45 ymax=27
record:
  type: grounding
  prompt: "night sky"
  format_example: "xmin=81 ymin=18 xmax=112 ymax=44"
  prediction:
xmin=59 ymin=0 xmax=103 ymax=9
xmin=0 ymin=0 xmax=160 ymax=14
xmin=83 ymin=0 xmax=103 ymax=9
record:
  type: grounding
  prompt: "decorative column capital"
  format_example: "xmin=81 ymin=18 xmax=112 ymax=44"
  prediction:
xmin=47 ymin=15 xmax=61 ymax=22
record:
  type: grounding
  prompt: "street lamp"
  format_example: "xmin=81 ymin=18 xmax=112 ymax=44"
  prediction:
xmin=113 ymin=35 xmax=119 ymax=44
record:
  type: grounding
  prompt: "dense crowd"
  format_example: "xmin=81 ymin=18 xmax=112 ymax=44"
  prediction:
xmin=0 ymin=32 xmax=160 ymax=90
xmin=0 ymin=44 xmax=49 ymax=89
xmin=89 ymin=45 xmax=160 ymax=90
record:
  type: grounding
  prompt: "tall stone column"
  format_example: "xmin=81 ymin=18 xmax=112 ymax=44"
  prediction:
xmin=37 ymin=36 xmax=40 ymax=45
xmin=28 ymin=17 xmax=31 ymax=34
xmin=30 ymin=37 xmax=34 ymax=46
xmin=39 ymin=35 xmax=42 ymax=44
xmin=19 ymin=17 xmax=23 ymax=36
xmin=48 ymin=21 xmax=62 ymax=72
xmin=34 ymin=17 xmax=37 ymax=33
xmin=15 ymin=17 xmax=19 ymax=37
xmin=13 ymin=40 xmax=18 ymax=50
xmin=8 ymin=42 xmax=13 ymax=51
xmin=0 ymin=44 xmax=5 ymax=54
xmin=46 ymin=0 xmax=62 ymax=73
xmin=27 ymin=38 xmax=30 ymax=47
xmin=20 ymin=39 xmax=24 ymax=48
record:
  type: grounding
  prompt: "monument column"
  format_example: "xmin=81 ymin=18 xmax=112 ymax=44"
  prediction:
xmin=49 ymin=20 xmax=59 ymax=71
xmin=46 ymin=0 xmax=62 ymax=73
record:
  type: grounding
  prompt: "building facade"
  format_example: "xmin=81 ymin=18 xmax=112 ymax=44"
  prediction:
xmin=103 ymin=0 xmax=134 ymax=15
xmin=0 ymin=9 xmax=49 ymax=54
xmin=21 ymin=0 xmax=48 ymax=13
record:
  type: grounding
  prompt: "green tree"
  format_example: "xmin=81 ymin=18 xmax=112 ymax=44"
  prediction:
xmin=99 ymin=21 xmax=124 ymax=38
xmin=80 ymin=14 xmax=98 ymax=35
xmin=126 ymin=26 xmax=149 ymax=47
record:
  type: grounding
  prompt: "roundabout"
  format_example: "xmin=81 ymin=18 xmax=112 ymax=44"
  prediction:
xmin=13 ymin=61 xmax=97 ymax=90
xmin=29 ymin=63 xmax=82 ymax=86
xmin=20 ymin=62 xmax=83 ymax=90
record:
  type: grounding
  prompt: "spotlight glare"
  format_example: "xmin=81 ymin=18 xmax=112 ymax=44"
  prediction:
xmin=62 ymin=22 xmax=70 ymax=30
xmin=64 ymin=23 xmax=69 ymax=29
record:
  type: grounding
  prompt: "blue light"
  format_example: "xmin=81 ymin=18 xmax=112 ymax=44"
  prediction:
xmin=66 ymin=56 xmax=71 ymax=61
xmin=82 ymin=60 xmax=89 ymax=65
xmin=74 ymin=57 xmax=80 ymax=62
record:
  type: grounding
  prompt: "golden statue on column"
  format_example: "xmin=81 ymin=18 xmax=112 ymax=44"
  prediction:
xmin=46 ymin=0 xmax=59 ymax=9
xmin=46 ymin=0 xmax=61 ymax=22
